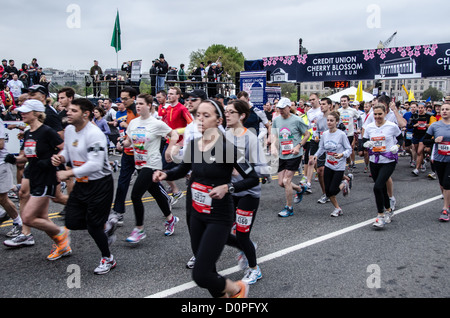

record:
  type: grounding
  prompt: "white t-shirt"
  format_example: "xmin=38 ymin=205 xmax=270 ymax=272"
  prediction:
xmin=126 ymin=116 xmax=172 ymax=170
xmin=307 ymin=107 xmax=322 ymax=126
xmin=7 ymin=80 xmax=24 ymax=99
xmin=338 ymin=107 xmax=361 ymax=137
xmin=61 ymin=122 xmax=112 ymax=182
xmin=363 ymin=121 xmax=401 ymax=164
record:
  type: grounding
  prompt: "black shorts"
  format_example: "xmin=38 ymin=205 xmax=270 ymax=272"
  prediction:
xmin=65 ymin=174 xmax=114 ymax=230
xmin=278 ymin=156 xmax=302 ymax=172
xmin=303 ymin=142 xmax=310 ymax=164
xmin=434 ymin=161 xmax=450 ymax=190
xmin=309 ymin=141 xmax=325 ymax=167
xmin=30 ymin=184 xmax=57 ymax=198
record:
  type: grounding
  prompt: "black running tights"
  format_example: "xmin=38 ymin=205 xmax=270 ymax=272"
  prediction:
xmin=130 ymin=168 xmax=172 ymax=227
xmin=369 ymin=161 xmax=396 ymax=213
xmin=190 ymin=216 xmax=231 ymax=298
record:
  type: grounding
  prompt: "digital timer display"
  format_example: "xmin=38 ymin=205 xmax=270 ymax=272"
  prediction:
xmin=324 ymin=81 xmax=350 ymax=88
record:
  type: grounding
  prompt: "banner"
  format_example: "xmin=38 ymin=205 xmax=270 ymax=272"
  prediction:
xmin=240 ymin=71 xmax=267 ymax=109
xmin=131 ymin=60 xmax=142 ymax=82
xmin=262 ymin=42 xmax=450 ymax=82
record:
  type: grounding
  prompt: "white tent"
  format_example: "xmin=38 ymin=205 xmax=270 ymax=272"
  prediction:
xmin=327 ymin=86 xmax=375 ymax=102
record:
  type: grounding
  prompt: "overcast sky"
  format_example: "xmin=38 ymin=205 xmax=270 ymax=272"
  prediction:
xmin=1 ymin=0 xmax=448 ymax=73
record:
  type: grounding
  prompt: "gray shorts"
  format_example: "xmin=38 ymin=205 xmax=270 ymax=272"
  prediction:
xmin=0 ymin=163 xmax=14 ymax=194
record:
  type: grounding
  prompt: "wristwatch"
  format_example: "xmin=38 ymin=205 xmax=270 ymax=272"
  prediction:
xmin=227 ymin=183 xmax=235 ymax=194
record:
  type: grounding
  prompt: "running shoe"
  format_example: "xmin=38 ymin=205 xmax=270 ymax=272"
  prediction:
xmin=439 ymin=210 xmax=449 ymax=222
xmin=348 ymin=173 xmax=353 ymax=189
xmin=47 ymin=244 xmax=72 ymax=261
xmin=94 ymin=255 xmax=117 ymax=275
xmin=330 ymin=208 xmax=343 ymax=217
xmin=294 ymin=185 xmax=307 ymax=204
xmin=317 ymin=194 xmax=330 ymax=204
xmin=428 ymin=172 xmax=437 ymax=180
xmin=385 ymin=210 xmax=394 ymax=223
xmin=113 ymin=160 xmax=119 ymax=172
xmin=126 ymin=228 xmax=146 ymax=243
xmin=410 ymin=160 xmax=416 ymax=168
xmin=171 ymin=191 xmax=184 ymax=205
xmin=341 ymin=180 xmax=349 ymax=197
xmin=278 ymin=206 xmax=293 ymax=217
xmin=305 ymin=183 xmax=312 ymax=194
xmin=412 ymin=168 xmax=419 ymax=176
xmin=6 ymin=223 xmax=22 ymax=238
xmin=3 ymin=233 xmax=35 ymax=247
xmin=109 ymin=210 xmax=124 ymax=227
xmin=231 ymin=280 xmax=249 ymax=298
xmin=186 ymin=256 xmax=196 ymax=269
xmin=372 ymin=216 xmax=386 ymax=228
xmin=164 ymin=216 xmax=179 ymax=236
xmin=242 ymin=266 xmax=262 ymax=285
xmin=420 ymin=164 xmax=426 ymax=173
xmin=47 ymin=227 xmax=72 ymax=260
xmin=364 ymin=166 xmax=369 ymax=173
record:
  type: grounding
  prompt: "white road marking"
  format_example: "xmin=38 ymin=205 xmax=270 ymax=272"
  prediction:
xmin=146 ymin=195 xmax=442 ymax=298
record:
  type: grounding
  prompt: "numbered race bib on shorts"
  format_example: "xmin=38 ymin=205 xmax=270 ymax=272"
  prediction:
xmin=438 ymin=141 xmax=450 ymax=156
xmin=191 ymin=182 xmax=213 ymax=214
xmin=236 ymin=209 xmax=254 ymax=233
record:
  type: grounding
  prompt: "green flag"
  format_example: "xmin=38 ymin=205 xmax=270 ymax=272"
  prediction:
xmin=111 ymin=11 xmax=121 ymax=53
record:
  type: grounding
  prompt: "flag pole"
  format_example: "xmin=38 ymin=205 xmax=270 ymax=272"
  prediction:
xmin=116 ymin=9 xmax=119 ymax=100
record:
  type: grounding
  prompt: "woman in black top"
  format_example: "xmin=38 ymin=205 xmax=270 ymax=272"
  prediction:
xmin=153 ymin=99 xmax=259 ymax=298
xmin=5 ymin=99 xmax=71 ymax=260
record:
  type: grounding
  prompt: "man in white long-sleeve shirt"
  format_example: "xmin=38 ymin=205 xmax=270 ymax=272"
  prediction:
xmin=51 ymin=98 xmax=116 ymax=275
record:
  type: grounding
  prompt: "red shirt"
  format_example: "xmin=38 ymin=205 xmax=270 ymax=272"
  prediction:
xmin=162 ymin=102 xmax=193 ymax=143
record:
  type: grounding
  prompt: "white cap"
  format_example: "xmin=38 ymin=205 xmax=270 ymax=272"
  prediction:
xmin=16 ymin=99 xmax=45 ymax=113
xmin=276 ymin=97 xmax=291 ymax=109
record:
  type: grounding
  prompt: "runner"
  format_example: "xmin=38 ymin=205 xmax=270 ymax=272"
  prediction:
xmin=423 ymin=102 xmax=450 ymax=221
xmin=51 ymin=98 xmax=115 ymax=274
xmin=408 ymin=102 xmax=432 ymax=176
xmin=304 ymin=93 xmax=322 ymax=193
xmin=363 ymin=104 xmax=403 ymax=228
xmin=3 ymin=99 xmax=70 ymax=258
xmin=116 ymin=93 xmax=180 ymax=242
xmin=109 ymin=87 xmax=139 ymax=226
xmin=271 ymin=98 xmax=310 ymax=217
xmin=312 ymin=111 xmax=352 ymax=216
xmin=0 ymin=117 xmax=23 ymax=239
xmin=153 ymin=99 xmax=259 ymax=298
xmin=337 ymin=95 xmax=361 ymax=171
xmin=358 ymin=100 xmax=372 ymax=174
xmin=311 ymin=97 xmax=333 ymax=204
xmin=224 ymin=99 xmax=270 ymax=285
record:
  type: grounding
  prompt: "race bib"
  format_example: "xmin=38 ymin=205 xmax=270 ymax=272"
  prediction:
xmin=438 ymin=141 xmax=450 ymax=156
xmin=417 ymin=121 xmax=427 ymax=130
xmin=326 ymin=152 xmax=338 ymax=166
xmin=406 ymin=132 xmax=413 ymax=140
xmin=73 ymin=160 xmax=88 ymax=183
xmin=134 ymin=149 xmax=148 ymax=167
xmin=191 ymin=182 xmax=213 ymax=214
xmin=371 ymin=136 xmax=386 ymax=152
xmin=280 ymin=140 xmax=294 ymax=155
xmin=24 ymin=140 xmax=37 ymax=158
xmin=236 ymin=209 xmax=253 ymax=233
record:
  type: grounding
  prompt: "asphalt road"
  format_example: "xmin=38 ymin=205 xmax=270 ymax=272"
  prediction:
xmin=1 ymin=153 xmax=448 ymax=302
